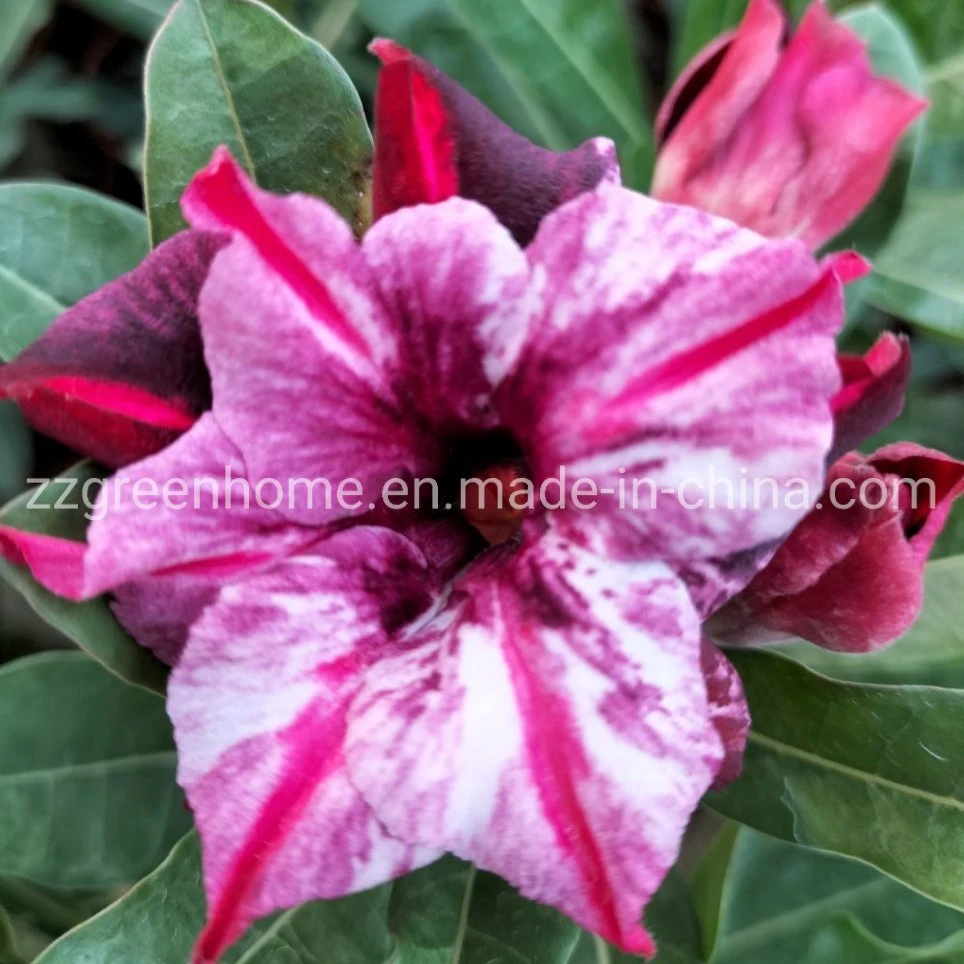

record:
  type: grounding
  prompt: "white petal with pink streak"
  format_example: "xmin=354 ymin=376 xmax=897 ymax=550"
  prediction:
xmin=167 ymin=528 xmax=443 ymax=963
xmin=500 ymin=185 xmax=841 ymax=572
xmin=346 ymin=531 xmax=723 ymax=953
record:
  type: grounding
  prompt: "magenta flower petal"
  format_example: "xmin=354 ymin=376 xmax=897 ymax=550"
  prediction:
xmin=831 ymin=332 xmax=911 ymax=461
xmin=370 ymin=39 xmax=621 ymax=246
xmin=653 ymin=0 xmax=927 ymax=249
xmin=710 ymin=444 xmax=964 ymax=652
xmin=501 ymin=185 xmax=842 ymax=573
xmin=0 ymin=525 xmax=87 ymax=599
xmin=167 ymin=527 xmax=447 ymax=964
xmin=346 ymin=532 xmax=724 ymax=955
xmin=111 ymin=574 xmax=219 ymax=667
xmin=181 ymin=149 xmax=440 ymax=526
xmin=0 ymin=230 xmax=223 ymax=467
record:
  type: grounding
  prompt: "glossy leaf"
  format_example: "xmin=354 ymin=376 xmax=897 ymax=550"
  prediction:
xmin=784 ymin=556 xmax=964 ymax=687
xmin=0 ymin=185 xmax=148 ymax=362
xmin=358 ymin=0 xmax=652 ymax=187
xmin=868 ymin=192 xmax=964 ymax=339
xmin=709 ymin=649 xmax=964 ymax=914
xmin=712 ymin=829 xmax=964 ymax=963
xmin=144 ymin=0 xmax=373 ymax=245
xmin=0 ymin=652 xmax=189 ymax=889
xmin=0 ymin=465 xmax=169 ymax=694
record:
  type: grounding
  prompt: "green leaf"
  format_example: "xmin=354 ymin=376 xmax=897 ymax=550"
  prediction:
xmin=0 ymin=0 xmax=52 ymax=80
xmin=35 ymin=835 xmax=209 ymax=964
xmin=357 ymin=0 xmax=652 ymax=188
xmin=0 ymin=403 xmax=30 ymax=505
xmin=566 ymin=871 xmax=703 ymax=964
xmin=74 ymin=0 xmax=175 ymax=40
xmin=828 ymin=5 xmax=926 ymax=324
xmin=690 ymin=821 xmax=738 ymax=960
xmin=800 ymin=915 xmax=964 ymax=963
xmin=0 ymin=58 xmax=106 ymax=170
xmin=37 ymin=837 xmax=591 ymax=964
xmin=0 ymin=184 xmax=147 ymax=362
xmin=868 ymin=191 xmax=964 ymax=338
xmin=877 ymin=0 xmax=964 ymax=66
xmin=0 ymin=905 xmax=17 ymax=964
xmin=932 ymin=502 xmax=964 ymax=559
xmin=0 ymin=652 xmax=189 ymax=890
xmin=914 ymin=53 xmax=964 ymax=190
xmin=144 ymin=0 xmax=373 ymax=245
xmin=0 ymin=465 xmax=169 ymax=694
xmin=36 ymin=834 xmax=396 ymax=964
xmin=709 ymin=649 xmax=964 ymax=914
xmin=672 ymin=0 xmax=747 ymax=79
xmin=868 ymin=383 xmax=964 ymax=459
xmin=783 ymin=556 xmax=964 ymax=688
xmin=712 ymin=829 xmax=964 ymax=963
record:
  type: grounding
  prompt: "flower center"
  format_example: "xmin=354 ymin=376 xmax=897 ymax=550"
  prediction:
xmin=439 ymin=429 xmax=530 ymax=546
xmin=462 ymin=462 xmax=529 ymax=545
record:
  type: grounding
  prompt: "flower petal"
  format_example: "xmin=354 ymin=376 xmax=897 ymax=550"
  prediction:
xmin=700 ymin=636 xmax=749 ymax=789
xmin=501 ymin=185 xmax=841 ymax=573
xmin=871 ymin=443 xmax=964 ymax=562
xmin=0 ymin=230 xmax=222 ymax=467
xmin=653 ymin=0 xmax=786 ymax=198
xmin=347 ymin=531 xmax=723 ymax=954
xmin=110 ymin=574 xmax=218 ymax=666
xmin=182 ymin=148 xmax=437 ymax=526
xmin=362 ymin=197 xmax=529 ymax=435
xmin=653 ymin=0 xmax=926 ymax=249
xmin=710 ymin=445 xmax=964 ymax=652
xmin=831 ymin=333 xmax=911 ymax=461
xmin=84 ymin=413 xmax=314 ymax=598
xmin=370 ymin=40 xmax=621 ymax=246
xmin=168 ymin=527 xmax=444 ymax=963
xmin=0 ymin=525 xmax=87 ymax=599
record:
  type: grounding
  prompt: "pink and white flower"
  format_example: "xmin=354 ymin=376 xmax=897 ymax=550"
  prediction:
xmin=0 ymin=146 xmax=852 ymax=959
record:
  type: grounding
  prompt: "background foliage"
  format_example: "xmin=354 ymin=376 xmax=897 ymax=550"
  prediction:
xmin=0 ymin=0 xmax=963 ymax=961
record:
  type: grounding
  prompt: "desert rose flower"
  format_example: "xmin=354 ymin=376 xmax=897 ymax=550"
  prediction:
xmin=652 ymin=0 xmax=927 ymax=249
xmin=0 ymin=145 xmax=854 ymax=960
xmin=710 ymin=444 xmax=964 ymax=652
xmin=0 ymin=46 xmax=617 ymax=466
